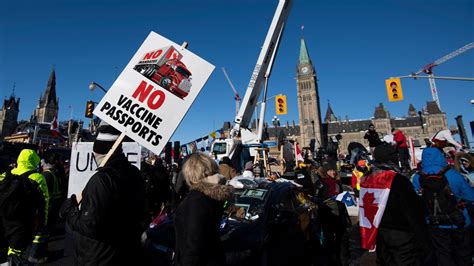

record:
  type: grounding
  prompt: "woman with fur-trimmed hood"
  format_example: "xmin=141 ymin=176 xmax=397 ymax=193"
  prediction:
xmin=454 ymin=152 xmax=474 ymax=187
xmin=174 ymin=152 xmax=234 ymax=266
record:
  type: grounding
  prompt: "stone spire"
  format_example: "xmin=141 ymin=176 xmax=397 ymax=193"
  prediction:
xmin=374 ymin=103 xmax=389 ymax=119
xmin=41 ymin=68 xmax=57 ymax=107
xmin=324 ymin=102 xmax=337 ymax=122
xmin=33 ymin=68 xmax=59 ymax=123
xmin=408 ymin=104 xmax=417 ymax=117
xmin=299 ymin=38 xmax=311 ymax=65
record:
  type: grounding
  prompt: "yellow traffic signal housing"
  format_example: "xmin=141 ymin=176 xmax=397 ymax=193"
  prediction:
xmin=275 ymin=95 xmax=287 ymax=115
xmin=85 ymin=100 xmax=95 ymax=118
xmin=385 ymin=78 xmax=404 ymax=102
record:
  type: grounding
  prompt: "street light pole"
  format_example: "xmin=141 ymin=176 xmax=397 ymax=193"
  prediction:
xmin=418 ymin=111 xmax=424 ymax=134
xmin=272 ymin=115 xmax=280 ymax=142
xmin=89 ymin=81 xmax=108 ymax=94
xmin=255 ymin=93 xmax=283 ymax=131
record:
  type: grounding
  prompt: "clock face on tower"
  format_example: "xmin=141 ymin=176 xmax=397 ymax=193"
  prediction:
xmin=301 ymin=66 xmax=309 ymax=74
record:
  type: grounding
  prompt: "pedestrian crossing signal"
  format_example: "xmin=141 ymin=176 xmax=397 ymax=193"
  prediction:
xmin=85 ymin=100 xmax=95 ymax=118
xmin=385 ymin=78 xmax=403 ymax=102
xmin=275 ymin=95 xmax=287 ymax=115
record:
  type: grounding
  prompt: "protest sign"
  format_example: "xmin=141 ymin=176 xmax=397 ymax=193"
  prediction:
xmin=68 ymin=142 xmax=141 ymax=197
xmin=93 ymin=31 xmax=215 ymax=155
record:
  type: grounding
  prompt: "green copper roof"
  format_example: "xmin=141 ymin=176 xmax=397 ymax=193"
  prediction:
xmin=299 ymin=38 xmax=311 ymax=64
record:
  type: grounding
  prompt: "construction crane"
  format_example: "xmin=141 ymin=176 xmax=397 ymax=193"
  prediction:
xmin=210 ymin=0 xmax=292 ymax=162
xmin=413 ymin=41 xmax=474 ymax=109
xmin=221 ymin=67 xmax=241 ymax=116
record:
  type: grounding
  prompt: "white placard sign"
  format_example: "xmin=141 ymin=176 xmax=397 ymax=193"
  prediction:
xmin=93 ymin=31 xmax=215 ymax=155
xmin=68 ymin=142 xmax=141 ymax=197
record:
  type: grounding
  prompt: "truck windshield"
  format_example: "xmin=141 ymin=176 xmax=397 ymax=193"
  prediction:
xmin=212 ymin=142 xmax=227 ymax=155
xmin=176 ymin=67 xmax=191 ymax=78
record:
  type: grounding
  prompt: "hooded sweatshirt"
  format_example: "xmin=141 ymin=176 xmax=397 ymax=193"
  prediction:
xmin=0 ymin=149 xmax=49 ymax=224
xmin=412 ymin=148 xmax=474 ymax=228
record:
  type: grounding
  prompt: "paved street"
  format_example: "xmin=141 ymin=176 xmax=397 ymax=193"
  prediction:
xmin=42 ymin=217 xmax=376 ymax=266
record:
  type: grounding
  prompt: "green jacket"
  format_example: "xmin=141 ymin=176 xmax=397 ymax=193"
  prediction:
xmin=0 ymin=149 xmax=50 ymax=225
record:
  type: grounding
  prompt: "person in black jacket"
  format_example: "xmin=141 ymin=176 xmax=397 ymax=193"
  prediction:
xmin=59 ymin=122 xmax=145 ymax=266
xmin=141 ymin=161 xmax=172 ymax=224
xmin=364 ymin=124 xmax=382 ymax=155
xmin=313 ymin=162 xmax=350 ymax=266
xmin=174 ymin=152 xmax=234 ymax=266
xmin=369 ymin=144 xmax=430 ymax=265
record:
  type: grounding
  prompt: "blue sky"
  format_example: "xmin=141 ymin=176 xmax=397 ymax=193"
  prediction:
xmin=1 ymin=0 xmax=473 ymax=144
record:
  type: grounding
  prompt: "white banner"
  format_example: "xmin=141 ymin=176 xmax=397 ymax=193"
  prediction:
xmin=68 ymin=142 xmax=141 ymax=197
xmin=93 ymin=31 xmax=215 ymax=155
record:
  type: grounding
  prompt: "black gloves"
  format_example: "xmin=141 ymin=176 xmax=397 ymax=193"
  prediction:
xmin=59 ymin=194 xmax=79 ymax=219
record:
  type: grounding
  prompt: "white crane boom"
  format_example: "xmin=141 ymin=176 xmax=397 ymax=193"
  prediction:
xmin=232 ymin=0 xmax=292 ymax=134
xmin=413 ymin=41 xmax=474 ymax=108
xmin=415 ymin=42 xmax=474 ymax=75
xmin=221 ymin=67 xmax=241 ymax=115
xmin=433 ymin=42 xmax=474 ymax=66
xmin=209 ymin=0 xmax=292 ymax=164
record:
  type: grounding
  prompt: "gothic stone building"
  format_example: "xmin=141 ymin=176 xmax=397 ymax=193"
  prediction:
xmin=292 ymin=37 xmax=448 ymax=152
xmin=32 ymin=69 xmax=59 ymax=123
xmin=228 ymin=36 xmax=449 ymax=154
xmin=296 ymin=37 xmax=323 ymax=147
xmin=323 ymin=102 xmax=448 ymax=154
xmin=0 ymin=94 xmax=20 ymax=138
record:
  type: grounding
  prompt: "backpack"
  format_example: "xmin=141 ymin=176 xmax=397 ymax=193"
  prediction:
xmin=0 ymin=170 xmax=38 ymax=218
xmin=419 ymin=168 xmax=465 ymax=227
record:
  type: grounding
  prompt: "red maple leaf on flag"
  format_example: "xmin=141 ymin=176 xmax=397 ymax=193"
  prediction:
xmin=362 ymin=191 xmax=378 ymax=226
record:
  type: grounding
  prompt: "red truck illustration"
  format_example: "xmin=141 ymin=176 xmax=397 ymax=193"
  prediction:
xmin=134 ymin=46 xmax=192 ymax=99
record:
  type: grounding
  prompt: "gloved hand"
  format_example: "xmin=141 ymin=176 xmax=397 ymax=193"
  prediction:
xmin=59 ymin=194 xmax=79 ymax=219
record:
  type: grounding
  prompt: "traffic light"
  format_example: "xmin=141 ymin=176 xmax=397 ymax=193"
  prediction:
xmin=275 ymin=95 xmax=287 ymax=115
xmin=385 ymin=78 xmax=404 ymax=102
xmin=85 ymin=100 xmax=95 ymax=118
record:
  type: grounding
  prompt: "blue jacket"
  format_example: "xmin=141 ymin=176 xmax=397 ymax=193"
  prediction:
xmin=412 ymin=148 xmax=474 ymax=228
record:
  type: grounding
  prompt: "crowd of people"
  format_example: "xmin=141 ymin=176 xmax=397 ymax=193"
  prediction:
xmin=356 ymin=124 xmax=473 ymax=266
xmin=0 ymin=120 xmax=472 ymax=266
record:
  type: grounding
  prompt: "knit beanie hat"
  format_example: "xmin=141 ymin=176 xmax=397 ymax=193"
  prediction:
xmin=373 ymin=144 xmax=398 ymax=164
xmin=93 ymin=121 xmax=122 ymax=155
xmin=322 ymin=161 xmax=337 ymax=173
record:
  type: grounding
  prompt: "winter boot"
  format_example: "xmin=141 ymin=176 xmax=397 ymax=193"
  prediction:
xmin=27 ymin=242 xmax=48 ymax=264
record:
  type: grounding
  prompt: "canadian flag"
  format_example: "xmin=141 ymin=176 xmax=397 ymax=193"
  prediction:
xmin=359 ymin=170 xmax=396 ymax=250
xmin=50 ymin=116 xmax=60 ymax=137
xmin=294 ymin=143 xmax=304 ymax=163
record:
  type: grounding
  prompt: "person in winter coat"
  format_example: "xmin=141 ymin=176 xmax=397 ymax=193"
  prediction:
xmin=59 ymin=122 xmax=145 ymax=266
xmin=41 ymin=153 xmax=63 ymax=224
xmin=174 ymin=152 xmax=234 ymax=266
xmin=364 ymin=124 xmax=382 ymax=154
xmin=454 ymin=152 xmax=474 ymax=187
xmin=412 ymin=147 xmax=474 ymax=266
xmin=314 ymin=162 xmax=350 ymax=266
xmin=431 ymin=127 xmax=464 ymax=150
xmin=315 ymin=162 xmax=342 ymax=199
xmin=347 ymin=142 xmax=368 ymax=165
xmin=360 ymin=144 xmax=429 ymax=265
xmin=141 ymin=161 xmax=172 ymax=224
xmin=0 ymin=149 xmax=49 ymax=265
xmin=392 ymin=128 xmax=411 ymax=173
xmin=218 ymin=156 xmax=238 ymax=180
xmin=28 ymin=153 xmax=63 ymax=263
